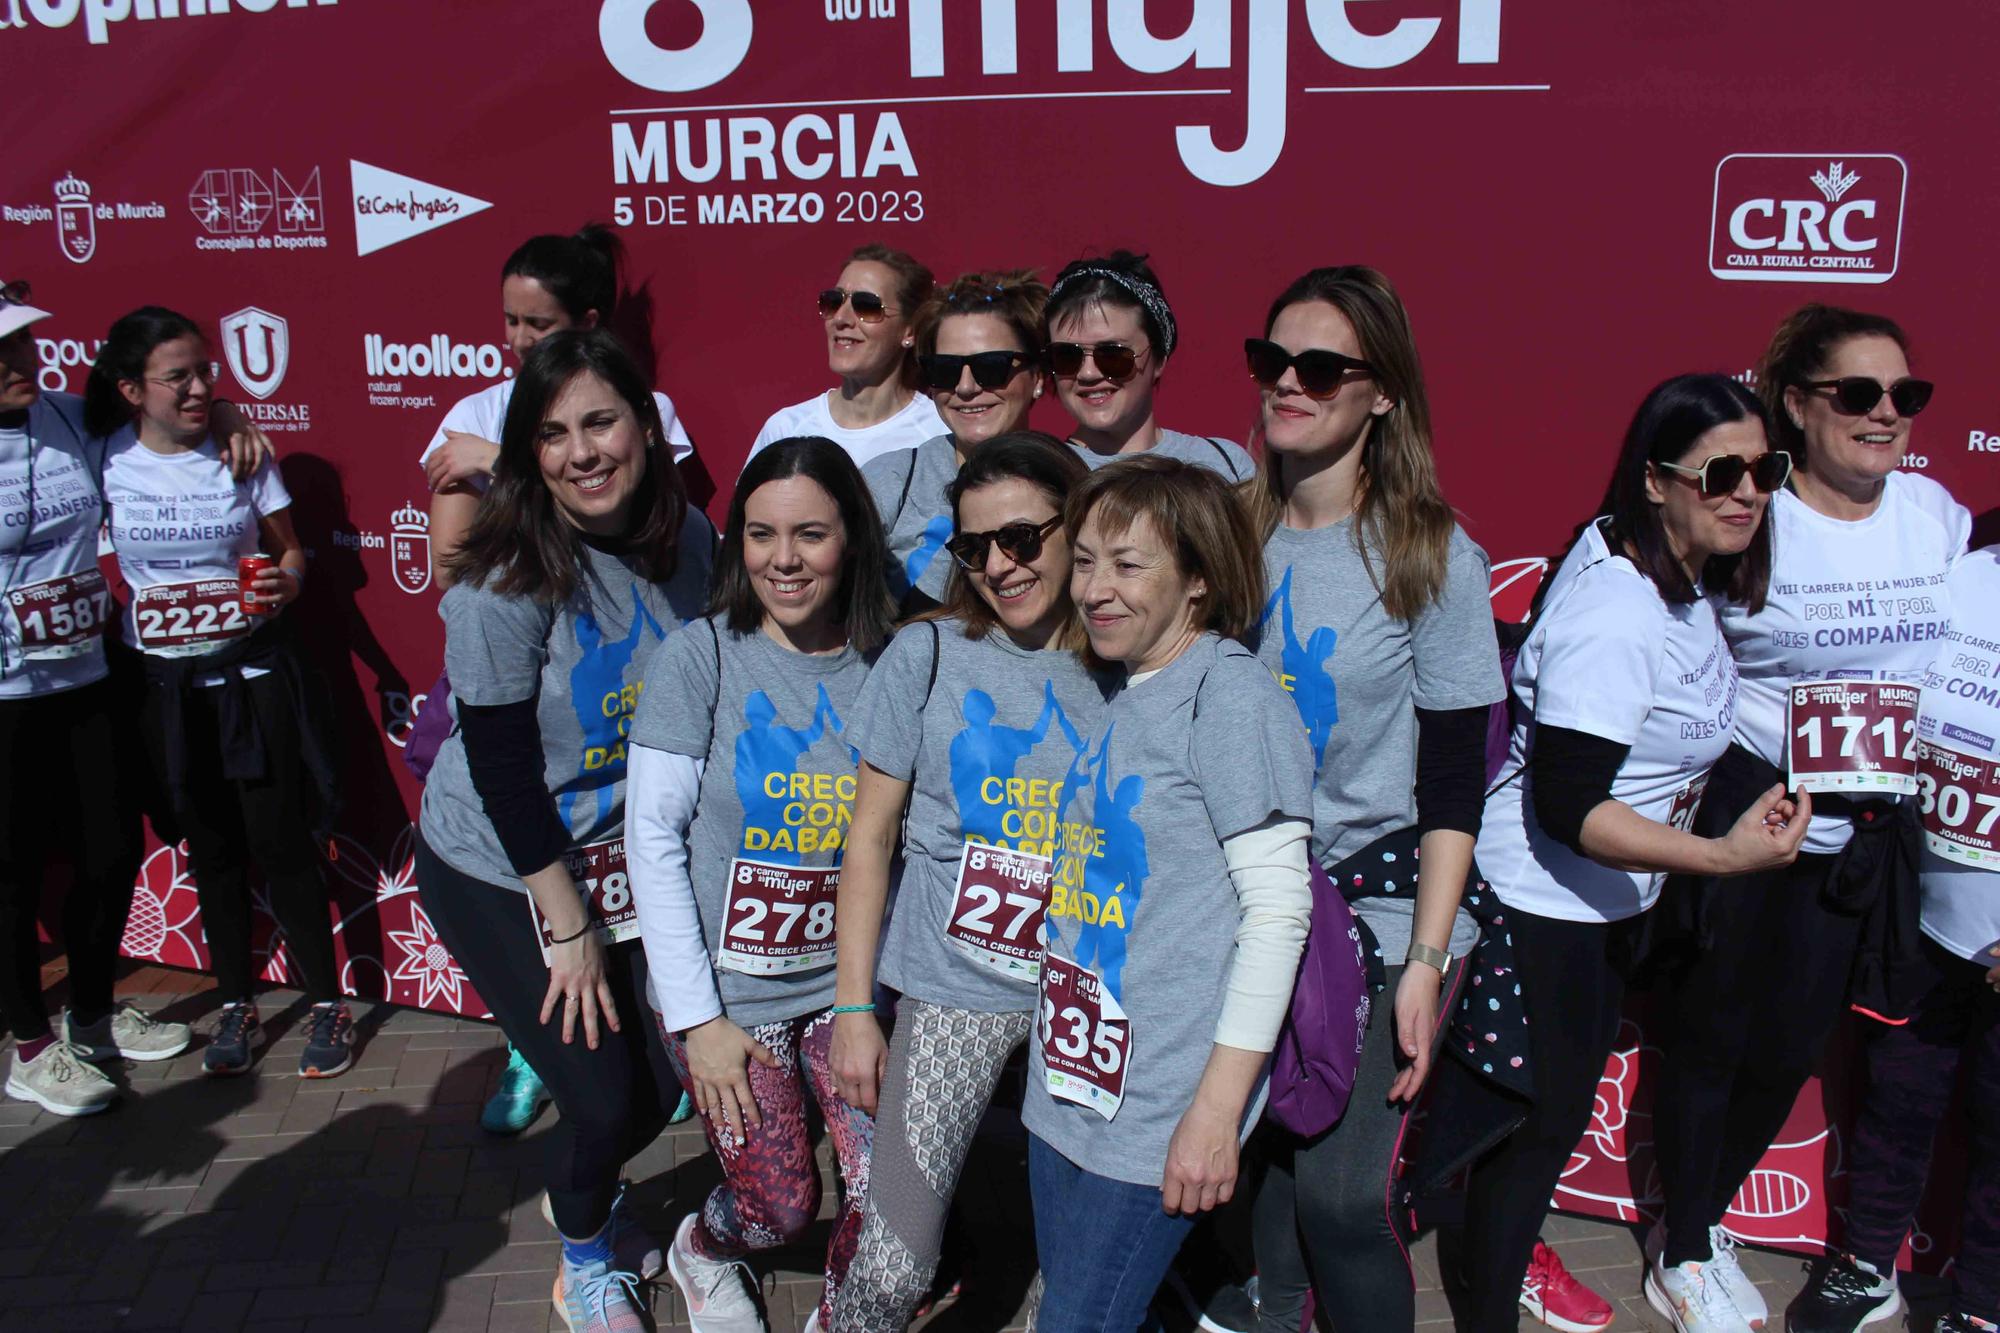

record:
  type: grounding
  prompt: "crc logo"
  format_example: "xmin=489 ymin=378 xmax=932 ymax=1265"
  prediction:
xmin=220 ymin=307 xmax=289 ymax=400
xmin=190 ymin=168 xmax=324 ymax=235
xmin=1710 ymin=154 xmax=1907 ymax=285
xmin=389 ymin=502 xmax=433 ymax=596
xmin=54 ymin=172 xmax=94 ymax=264
xmin=599 ymin=0 xmax=752 ymax=92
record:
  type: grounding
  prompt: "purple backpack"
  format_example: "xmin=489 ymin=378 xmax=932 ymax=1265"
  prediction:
xmin=1266 ymin=860 xmax=1369 ymax=1137
xmin=401 ymin=668 xmax=453 ymax=782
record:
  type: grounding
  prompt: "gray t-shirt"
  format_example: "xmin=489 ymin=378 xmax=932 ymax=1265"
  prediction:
xmin=861 ymin=434 xmax=960 ymax=605
xmin=1023 ymin=633 xmax=1314 ymax=1187
xmin=848 ymin=618 xmax=1113 ymax=1013
xmin=418 ymin=513 xmax=715 ymax=889
xmin=1255 ymin=520 xmax=1502 ymax=961
xmin=0 ymin=393 xmax=110 ymax=698
xmin=1072 ymin=429 xmax=1255 ymax=482
xmin=629 ymin=619 xmax=873 ymax=1027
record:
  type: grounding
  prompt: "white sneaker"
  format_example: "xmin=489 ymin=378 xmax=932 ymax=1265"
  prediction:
xmin=1702 ymin=1225 xmax=1768 ymax=1328
xmin=1646 ymin=1254 xmax=1754 ymax=1333
xmin=800 ymin=1309 xmax=822 ymax=1333
xmin=5 ymin=1041 xmax=117 ymax=1116
xmin=65 ymin=1005 xmax=193 ymax=1063
xmin=665 ymin=1213 xmax=767 ymax=1332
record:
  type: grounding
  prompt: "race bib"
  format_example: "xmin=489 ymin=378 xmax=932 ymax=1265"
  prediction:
xmin=1786 ymin=680 xmax=1920 ymax=795
xmin=1916 ymin=741 xmax=2000 ymax=870
xmin=1039 ymin=954 xmax=1129 ymax=1121
xmin=717 ymin=857 xmax=839 ymax=975
xmin=132 ymin=579 xmax=251 ymax=656
xmin=944 ymin=842 xmax=1051 ymax=983
xmin=5 ymin=568 xmax=111 ymax=660
xmin=529 ymin=838 xmax=639 ymax=960
xmin=1666 ymin=772 xmax=1710 ymax=833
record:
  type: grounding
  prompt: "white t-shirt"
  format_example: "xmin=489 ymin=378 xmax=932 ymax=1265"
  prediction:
xmin=416 ymin=381 xmax=695 ymax=495
xmin=100 ymin=428 xmax=291 ymax=656
xmin=745 ymin=390 xmax=946 ymax=472
xmin=0 ymin=393 xmax=110 ymax=698
xmin=1477 ymin=520 xmax=1739 ymax=922
xmin=1720 ymin=474 xmax=1971 ymax=854
xmin=1915 ymin=547 xmax=2000 ymax=963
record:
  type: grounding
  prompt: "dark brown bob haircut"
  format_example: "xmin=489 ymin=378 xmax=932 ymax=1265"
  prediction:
xmin=926 ymin=430 xmax=1089 ymax=642
xmin=445 ymin=328 xmax=686 ymax=604
xmin=1063 ymin=454 xmax=1266 ymax=644
xmin=1756 ymin=303 xmax=1912 ymax=471
xmin=708 ymin=436 xmax=896 ymax=654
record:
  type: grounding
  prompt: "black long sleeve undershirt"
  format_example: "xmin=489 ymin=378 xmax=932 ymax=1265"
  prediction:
xmin=456 ymin=697 xmax=573 ymax=878
xmin=1529 ymin=723 xmax=1631 ymax=855
xmin=1414 ymin=705 xmax=1491 ymax=838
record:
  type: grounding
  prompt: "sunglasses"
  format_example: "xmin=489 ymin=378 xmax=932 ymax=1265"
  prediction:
xmin=1804 ymin=376 xmax=1934 ymax=417
xmin=1046 ymin=341 xmax=1143 ymax=380
xmin=917 ymin=350 xmax=1036 ymax=392
xmin=946 ymin=514 xmax=1063 ymax=572
xmin=817 ymin=287 xmax=894 ymax=323
xmin=0 ymin=280 xmax=30 ymax=307
xmin=1655 ymin=450 xmax=1793 ymax=499
xmin=1244 ymin=338 xmax=1376 ymax=400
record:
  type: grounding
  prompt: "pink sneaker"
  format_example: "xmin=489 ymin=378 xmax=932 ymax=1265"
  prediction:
xmin=1521 ymin=1240 xmax=1616 ymax=1331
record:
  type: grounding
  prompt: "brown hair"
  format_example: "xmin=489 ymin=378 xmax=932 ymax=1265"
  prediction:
xmin=923 ymin=431 xmax=1089 ymax=644
xmin=1238 ymin=266 xmax=1455 ymax=623
xmin=1756 ymin=303 xmax=1911 ymax=470
xmin=1064 ymin=455 xmax=1265 ymax=644
xmin=845 ymin=242 xmax=933 ymax=390
xmin=912 ymin=269 xmax=1049 ymax=359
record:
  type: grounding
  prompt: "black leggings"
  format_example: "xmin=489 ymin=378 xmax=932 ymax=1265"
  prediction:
xmin=142 ymin=669 xmax=338 ymax=1003
xmin=1446 ymin=909 xmax=1640 ymax=1331
xmin=414 ymin=834 xmax=681 ymax=1238
xmin=0 ymin=678 xmax=144 ymax=1039
xmin=1651 ymin=844 xmax=1855 ymax=1266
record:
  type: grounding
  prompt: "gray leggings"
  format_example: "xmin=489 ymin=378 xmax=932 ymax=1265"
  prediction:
xmin=833 ymin=999 xmax=1032 ymax=1329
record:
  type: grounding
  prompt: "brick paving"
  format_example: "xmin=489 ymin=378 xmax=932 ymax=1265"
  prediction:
xmin=0 ymin=965 xmax=1954 ymax=1331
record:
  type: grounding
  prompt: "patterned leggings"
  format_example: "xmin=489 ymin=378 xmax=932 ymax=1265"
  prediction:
xmin=834 ymin=1000 xmax=1032 ymax=1330
xmin=662 ymin=1008 xmax=875 ymax=1323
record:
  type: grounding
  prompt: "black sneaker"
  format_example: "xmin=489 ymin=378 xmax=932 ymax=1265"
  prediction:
xmin=202 ymin=1003 xmax=261 ymax=1077
xmin=1197 ymin=1281 xmax=1258 ymax=1333
xmin=1785 ymin=1253 xmax=1902 ymax=1332
xmin=1936 ymin=1313 xmax=2000 ymax=1332
xmin=299 ymin=1001 xmax=355 ymax=1079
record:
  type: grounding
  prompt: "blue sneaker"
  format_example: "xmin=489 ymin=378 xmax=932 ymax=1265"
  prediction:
xmin=299 ymin=1001 xmax=355 ymax=1079
xmin=552 ymin=1251 xmax=645 ymax=1333
xmin=482 ymin=1044 xmax=549 ymax=1134
xmin=670 ymin=1089 xmax=696 ymax=1124
xmin=202 ymin=1002 xmax=261 ymax=1077
xmin=540 ymin=1182 xmax=662 ymax=1280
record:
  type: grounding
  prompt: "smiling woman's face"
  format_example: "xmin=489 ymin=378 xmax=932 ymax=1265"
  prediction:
xmin=535 ymin=370 xmax=649 ymax=535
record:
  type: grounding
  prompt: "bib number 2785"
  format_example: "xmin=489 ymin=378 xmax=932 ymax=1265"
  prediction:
xmin=1039 ymin=955 xmax=1129 ymax=1121
xmin=717 ymin=858 xmax=839 ymax=975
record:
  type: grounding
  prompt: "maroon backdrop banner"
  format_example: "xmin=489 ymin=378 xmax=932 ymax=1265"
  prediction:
xmin=7 ymin=0 xmax=1997 ymax=1261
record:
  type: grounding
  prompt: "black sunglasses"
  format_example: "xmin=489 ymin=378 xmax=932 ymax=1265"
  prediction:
xmin=1655 ymin=450 xmax=1793 ymax=499
xmin=1804 ymin=376 xmax=1934 ymax=417
xmin=817 ymin=287 xmax=893 ymax=323
xmin=1045 ymin=341 xmax=1142 ymax=380
xmin=0 ymin=281 xmax=30 ymax=307
xmin=1244 ymin=338 xmax=1376 ymax=400
xmin=917 ymin=350 xmax=1036 ymax=392
xmin=946 ymin=514 xmax=1063 ymax=572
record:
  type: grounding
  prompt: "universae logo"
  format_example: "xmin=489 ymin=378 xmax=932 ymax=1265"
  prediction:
xmin=1709 ymin=153 xmax=1908 ymax=285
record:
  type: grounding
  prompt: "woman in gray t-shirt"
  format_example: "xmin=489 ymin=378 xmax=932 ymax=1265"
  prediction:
xmin=831 ymin=432 xmax=1111 ymax=1327
xmin=626 ymin=436 xmax=894 ymax=1330
xmin=1238 ymin=268 xmax=1504 ymax=1333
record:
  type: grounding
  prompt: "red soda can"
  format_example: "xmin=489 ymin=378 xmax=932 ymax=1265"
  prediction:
xmin=238 ymin=553 xmax=276 ymax=614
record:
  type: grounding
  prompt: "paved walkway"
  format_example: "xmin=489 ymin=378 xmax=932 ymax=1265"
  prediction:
xmin=0 ymin=968 xmax=1952 ymax=1331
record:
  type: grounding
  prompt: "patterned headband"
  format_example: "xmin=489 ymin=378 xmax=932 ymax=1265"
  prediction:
xmin=1049 ymin=264 xmax=1177 ymax=358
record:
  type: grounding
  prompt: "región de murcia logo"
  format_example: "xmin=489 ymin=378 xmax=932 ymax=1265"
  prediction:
xmin=1710 ymin=153 xmax=1908 ymax=285
xmin=389 ymin=503 xmax=433 ymax=596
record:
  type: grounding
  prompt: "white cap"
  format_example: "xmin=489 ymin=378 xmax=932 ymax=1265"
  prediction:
xmin=0 ymin=297 xmax=53 ymax=341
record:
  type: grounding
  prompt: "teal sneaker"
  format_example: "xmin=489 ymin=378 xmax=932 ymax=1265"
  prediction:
xmin=671 ymin=1089 xmax=696 ymax=1124
xmin=482 ymin=1044 xmax=548 ymax=1134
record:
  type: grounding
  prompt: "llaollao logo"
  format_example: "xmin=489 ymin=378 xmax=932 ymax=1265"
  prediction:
xmin=1710 ymin=153 xmax=1908 ymax=285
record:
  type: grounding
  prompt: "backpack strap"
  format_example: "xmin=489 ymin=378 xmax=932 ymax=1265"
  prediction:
xmin=894 ymin=448 xmax=920 ymax=532
xmin=1206 ymin=436 xmax=1242 ymax=480
xmin=925 ymin=620 xmax=941 ymax=706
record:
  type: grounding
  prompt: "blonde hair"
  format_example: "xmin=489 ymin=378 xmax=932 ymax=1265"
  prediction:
xmin=1239 ymin=266 xmax=1454 ymax=622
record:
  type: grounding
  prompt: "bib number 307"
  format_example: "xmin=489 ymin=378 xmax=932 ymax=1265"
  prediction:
xmin=1916 ymin=741 xmax=2000 ymax=869
xmin=945 ymin=843 xmax=1050 ymax=983
xmin=1039 ymin=955 xmax=1129 ymax=1121
xmin=5 ymin=569 xmax=110 ymax=660
xmin=718 ymin=858 xmax=839 ymax=975
xmin=1787 ymin=680 xmax=1920 ymax=795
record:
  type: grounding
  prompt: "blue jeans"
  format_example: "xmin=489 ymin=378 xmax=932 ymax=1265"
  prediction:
xmin=1029 ymin=1132 xmax=1196 ymax=1332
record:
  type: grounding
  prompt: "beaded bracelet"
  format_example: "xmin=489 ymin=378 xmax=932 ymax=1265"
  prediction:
xmin=828 ymin=1004 xmax=875 ymax=1015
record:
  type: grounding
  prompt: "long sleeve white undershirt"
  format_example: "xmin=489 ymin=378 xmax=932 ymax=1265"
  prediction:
xmin=626 ymin=743 xmax=722 ymax=1033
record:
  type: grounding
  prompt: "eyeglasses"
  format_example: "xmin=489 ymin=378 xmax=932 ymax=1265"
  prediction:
xmin=0 ymin=281 xmax=30 ymax=307
xmin=1244 ymin=338 xmax=1376 ymax=400
xmin=1804 ymin=376 xmax=1934 ymax=417
xmin=946 ymin=514 xmax=1063 ymax=571
xmin=1654 ymin=450 xmax=1793 ymax=499
xmin=146 ymin=364 xmax=219 ymax=394
xmin=817 ymin=287 xmax=895 ymax=323
xmin=1045 ymin=341 xmax=1144 ymax=380
xmin=917 ymin=350 xmax=1036 ymax=392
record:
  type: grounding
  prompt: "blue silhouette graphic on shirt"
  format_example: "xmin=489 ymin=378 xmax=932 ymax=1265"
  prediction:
xmin=559 ymin=584 xmax=665 ymax=828
xmin=900 ymin=513 xmax=955 ymax=597
xmin=735 ymin=683 xmax=851 ymax=865
xmin=1261 ymin=565 xmax=1339 ymax=767
xmin=1070 ymin=729 xmax=1148 ymax=1001
xmin=951 ymin=680 xmax=1087 ymax=847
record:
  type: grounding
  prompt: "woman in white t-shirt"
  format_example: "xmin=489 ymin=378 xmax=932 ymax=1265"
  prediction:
xmin=1655 ymin=307 xmax=1971 ymax=1332
xmin=745 ymin=243 xmax=946 ymax=471
xmin=420 ymin=225 xmax=696 ymax=586
xmin=1448 ymin=375 xmax=1808 ymax=1332
xmin=84 ymin=307 xmax=351 ymax=1083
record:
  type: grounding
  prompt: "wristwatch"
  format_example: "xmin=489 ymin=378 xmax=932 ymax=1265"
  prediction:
xmin=1405 ymin=942 xmax=1451 ymax=973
